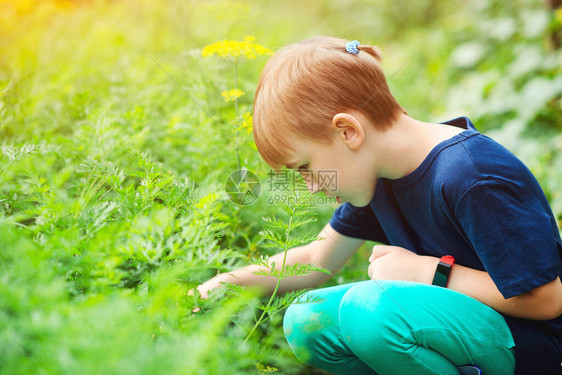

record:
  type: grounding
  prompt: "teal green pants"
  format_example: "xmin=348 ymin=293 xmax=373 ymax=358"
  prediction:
xmin=283 ymin=280 xmax=516 ymax=375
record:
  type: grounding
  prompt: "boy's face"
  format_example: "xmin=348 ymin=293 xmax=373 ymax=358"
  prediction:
xmin=285 ymin=129 xmax=379 ymax=207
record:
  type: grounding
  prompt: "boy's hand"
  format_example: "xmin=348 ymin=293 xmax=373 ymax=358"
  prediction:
xmin=368 ymin=245 xmax=437 ymax=284
xmin=187 ymin=288 xmax=202 ymax=313
xmin=194 ymin=282 xmax=214 ymax=300
xmin=188 ymin=281 xmax=220 ymax=313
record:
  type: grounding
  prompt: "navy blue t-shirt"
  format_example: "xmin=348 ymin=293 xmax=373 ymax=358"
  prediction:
xmin=329 ymin=117 xmax=562 ymax=374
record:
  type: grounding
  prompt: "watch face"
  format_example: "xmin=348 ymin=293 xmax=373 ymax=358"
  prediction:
xmin=432 ymin=271 xmax=448 ymax=287
xmin=432 ymin=262 xmax=452 ymax=287
xmin=436 ymin=262 xmax=452 ymax=277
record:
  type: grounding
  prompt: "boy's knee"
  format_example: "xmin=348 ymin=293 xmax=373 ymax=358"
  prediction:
xmin=283 ymin=294 xmax=329 ymax=363
xmin=283 ymin=291 xmax=347 ymax=366
xmin=284 ymin=291 xmax=321 ymax=335
xmin=339 ymin=281 xmax=414 ymax=358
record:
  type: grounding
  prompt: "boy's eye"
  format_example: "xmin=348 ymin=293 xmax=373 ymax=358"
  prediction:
xmin=298 ymin=164 xmax=308 ymax=172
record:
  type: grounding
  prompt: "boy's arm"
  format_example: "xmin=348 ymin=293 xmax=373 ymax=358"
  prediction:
xmin=368 ymin=245 xmax=562 ymax=320
xmin=447 ymin=179 xmax=562 ymax=320
xmin=197 ymin=223 xmax=365 ymax=298
xmin=442 ymin=262 xmax=562 ymax=320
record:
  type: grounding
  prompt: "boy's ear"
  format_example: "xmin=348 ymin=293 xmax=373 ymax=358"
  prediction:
xmin=332 ymin=113 xmax=365 ymax=150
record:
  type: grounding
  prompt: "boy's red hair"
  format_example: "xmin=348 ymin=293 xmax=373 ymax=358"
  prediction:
xmin=252 ymin=36 xmax=406 ymax=169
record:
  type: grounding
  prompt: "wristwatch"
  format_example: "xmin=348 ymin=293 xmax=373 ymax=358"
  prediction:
xmin=432 ymin=255 xmax=455 ymax=287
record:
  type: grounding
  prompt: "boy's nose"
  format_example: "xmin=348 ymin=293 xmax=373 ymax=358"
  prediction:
xmin=300 ymin=171 xmax=321 ymax=194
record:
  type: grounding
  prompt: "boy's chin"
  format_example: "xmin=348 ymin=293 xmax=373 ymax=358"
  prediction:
xmin=348 ymin=196 xmax=371 ymax=208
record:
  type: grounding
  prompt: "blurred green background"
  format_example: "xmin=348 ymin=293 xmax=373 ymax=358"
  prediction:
xmin=1 ymin=0 xmax=561 ymax=374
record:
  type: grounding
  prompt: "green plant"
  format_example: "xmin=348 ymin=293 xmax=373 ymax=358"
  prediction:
xmin=243 ymin=192 xmax=330 ymax=344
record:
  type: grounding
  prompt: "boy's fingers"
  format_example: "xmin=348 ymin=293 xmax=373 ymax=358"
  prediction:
xmin=369 ymin=245 xmax=391 ymax=262
xmin=188 ymin=286 xmax=209 ymax=299
xmin=188 ymin=289 xmax=199 ymax=313
xmin=189 ymin=282 xmax=223 ymax=313
xmin=188 ymin=286 xmax=208 ymax=314
xmin=196 ymin=285 xmax=209 ymax=300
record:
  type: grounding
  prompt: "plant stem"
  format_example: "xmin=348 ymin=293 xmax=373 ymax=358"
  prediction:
xmin=233 ymin=60 xmax=241 ymax=171
xmin=233 ymin=61 xmax=239 ymax=118
xmin=243 ymin=211 xmax=294 ymax=344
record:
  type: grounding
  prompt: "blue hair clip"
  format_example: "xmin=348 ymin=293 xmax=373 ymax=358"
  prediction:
xmin=345 ymin=40 xmax=360 ymax=55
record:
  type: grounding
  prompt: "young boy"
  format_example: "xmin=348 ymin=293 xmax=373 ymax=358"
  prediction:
xmin=198 ymin=36 xmax=562 ymax=374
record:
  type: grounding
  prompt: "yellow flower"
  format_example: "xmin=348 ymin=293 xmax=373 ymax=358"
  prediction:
xmin=202 ymin=36 xmax=273 ymax=60
xmin=255 ymin=362 xmax=278 ymax=374
xmin=234 ymin=111 xmax=253 ymax=134
xmin=221 ymin=88 xmax=245 ymax=102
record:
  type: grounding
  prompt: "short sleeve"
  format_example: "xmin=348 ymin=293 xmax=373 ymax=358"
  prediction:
xmin=329 ymin=202 xmax=388 ymax=243
xmin=455 ymin=180 xmax=560 ymax=299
